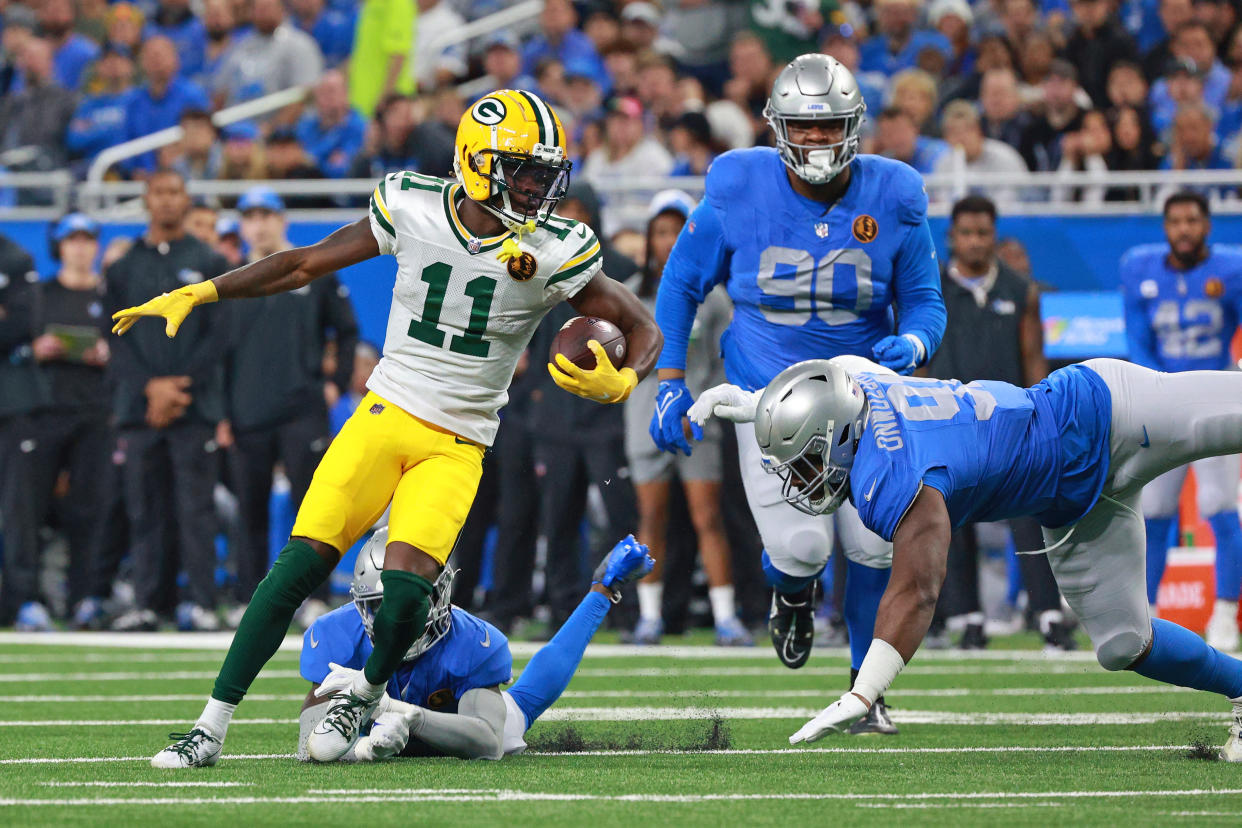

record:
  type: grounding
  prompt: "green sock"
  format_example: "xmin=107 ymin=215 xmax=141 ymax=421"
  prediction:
xmin=362 ymin=569 xmax=434 ymax=686
xmin=212 ymin=540 xmax=335 ymax=705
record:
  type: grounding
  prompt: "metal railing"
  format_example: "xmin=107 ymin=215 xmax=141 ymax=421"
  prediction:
xmin=9 ymin=167 xmax=1242 ymax=223
xmin=83 ymin=85 xmax=312 ymax=202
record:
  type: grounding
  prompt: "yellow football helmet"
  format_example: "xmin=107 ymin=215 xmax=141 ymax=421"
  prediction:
xmin=454 ymin=89 xmax=572 ymax=228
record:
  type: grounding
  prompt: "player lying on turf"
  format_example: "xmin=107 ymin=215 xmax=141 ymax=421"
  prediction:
xmin=299 ymin=530 xmax=654 ymax=761
xmin=113 ymin=89 xmax=661 ymax=768
xmin=690 ymin=354 xmax=1242 ymax=758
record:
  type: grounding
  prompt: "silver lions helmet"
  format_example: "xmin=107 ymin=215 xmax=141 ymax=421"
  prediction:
xmin=754 ymin=360 xmax=868 ymax=515
xmin=763 ymin=53 xmax=866 ymax=185
xmin=351 ymin=526 xmax=457 ymax=661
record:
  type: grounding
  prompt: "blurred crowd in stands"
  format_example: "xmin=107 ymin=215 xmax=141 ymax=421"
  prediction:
xmin=1 ymin=0 xmax=1239 ymax=209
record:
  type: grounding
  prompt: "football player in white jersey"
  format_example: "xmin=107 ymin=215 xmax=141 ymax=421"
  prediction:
xmin=114 ymin=89 xmax=662 ymax=768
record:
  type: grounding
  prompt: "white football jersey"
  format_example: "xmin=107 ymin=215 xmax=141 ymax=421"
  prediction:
xmin=366 ymin=171 xmax=603 ymax=445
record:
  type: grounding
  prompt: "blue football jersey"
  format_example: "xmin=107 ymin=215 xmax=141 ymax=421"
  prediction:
xmin=300 ymin=605 xmax=512 ymax=712
xmin=850 ymin=364 xmax=1113 ymax=541
xmin=655 ymin=149 xmax=945 ymax=391
xmin=1119 ymin=243 xmax=1242 ymax=372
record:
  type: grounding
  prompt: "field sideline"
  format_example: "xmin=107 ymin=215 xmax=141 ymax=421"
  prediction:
xmin=1 ymin=633 xmax=1240 ymax=826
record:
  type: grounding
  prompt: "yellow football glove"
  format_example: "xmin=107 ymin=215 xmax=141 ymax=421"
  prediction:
xmin=111 ymin=280 xmax=218 ymax=337
xmin=547 ymin=339 xmax=639 ymax=403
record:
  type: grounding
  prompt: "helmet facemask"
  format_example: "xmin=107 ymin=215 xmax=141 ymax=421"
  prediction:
xmin=763 ymin=408 xmax=861 ymax=515
xmin=470 ymin=143 xmax=571 ymax=228
xmin=764 ymin=106 xmax=864 ymax=185
xmin=352 ymin=566 xmax=457 ymax=662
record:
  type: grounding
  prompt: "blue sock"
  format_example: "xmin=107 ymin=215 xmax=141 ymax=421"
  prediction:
xmin=507 ymin=590 xmax=611 ymax=728
xmin=1004 ymin=539 xmax=1022 ymax=608
xmin=844 ymin=559 xmax=890 ymax=671
xmin=1134 ymin=618 xmax=1242 ymax=698
xmin=1145 ymin=517 xmax=1174 ymax=606
xmin=1207 ymin=511 xmax=1242 ymax=601
xmin=761 ymin=549 xmax=822 ymax=594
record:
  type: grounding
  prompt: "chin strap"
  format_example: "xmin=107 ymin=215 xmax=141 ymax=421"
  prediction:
xmin=497 ymin=219 xmax=538 ymax=263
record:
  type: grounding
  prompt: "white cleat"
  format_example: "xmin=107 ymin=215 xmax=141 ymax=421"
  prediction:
xmin=151 ymin=727 xmax=223 ymax=768
xmin=1222 ymin=698 xmax=1242 ymax=762
xmin=307 ymin=689 xmax=381 ymax=762
xmin=1205 ymin=600 xmax=1240 ymax=651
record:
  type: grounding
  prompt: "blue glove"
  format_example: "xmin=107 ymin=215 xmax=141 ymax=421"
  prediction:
xmin=592 ymin=534 xmax=656 ymax=595
xmin=872 ymin=334 xmax=924 ymax=375
xmin=649 ymin=378 xmax=702 ymax=456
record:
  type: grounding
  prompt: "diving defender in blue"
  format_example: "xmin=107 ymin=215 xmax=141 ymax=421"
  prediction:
xmin=299 ymin=529 xmax=654 ymax=760
xmin=691 ymin=354 xmax=1242 ymax=759
xmin=651 ymin=53 xmax=945 ymax=732
xmin=1119 ymin=191 xmax=1242 ymax=650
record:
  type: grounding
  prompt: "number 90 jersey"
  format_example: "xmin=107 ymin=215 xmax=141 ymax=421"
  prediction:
xmin=366 ymin=172 xmax=603 ymax=445
xmin=655 ymin=149 xmax=944 ymax=391
xmin=1119 ymin=243 xmax=1242 ymax=373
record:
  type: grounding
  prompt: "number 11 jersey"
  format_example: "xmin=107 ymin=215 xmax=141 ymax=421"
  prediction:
xmin=366 ymin=172 xmax=602 ymax=445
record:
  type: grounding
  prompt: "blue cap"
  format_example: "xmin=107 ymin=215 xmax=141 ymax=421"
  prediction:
xmin=237 ymin=186 xmax=285 ymax=214
xmin=564 ymin=58 xmax=598 ymax=81
xmin=215 ymin=217 xmax=240 ymax=238
xmin=54 ymin=213 xmax=100 ymax=242
xmin=484 ymin=30 xmax=519 ymax=51
xmin=222 ymin=121 xmax=259 ymax=142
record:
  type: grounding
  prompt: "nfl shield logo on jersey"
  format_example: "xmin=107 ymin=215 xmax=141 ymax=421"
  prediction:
xmin=467 ymin=237 xmax=482 ymax=254
xmin=814 ymin=222 xmax=829 ymax=238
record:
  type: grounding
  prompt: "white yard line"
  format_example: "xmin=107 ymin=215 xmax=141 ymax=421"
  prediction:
xmin=0 ymin=745 xmax=1196 ymax=765
xmin=0 ymin=686 xmax=1185 ymax=703
xmin=0 ymin=632 xmax=1114 ymax=661
xmin=40 ymin=782 xmax=252 ymax=788
xmin=0 ymin=708 xmax=1230 ymax=726
xmin=3 ymin=788 xmax=1239 ymax=806
xmin=0 ymin=671 xmax=301 ymax=683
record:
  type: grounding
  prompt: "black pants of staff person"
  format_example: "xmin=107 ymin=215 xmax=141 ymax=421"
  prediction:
xmin=938 ymin=517 xmax=1062 ymax=621
xmin=120 ymin=422 xmax=219 ymax=614
xmin=228 ymin=410 xmax=330 ymax=603
xmin=481 ymin=419 xmax=540 ymax=630
xmin=535 ymin=436 xmax=637 ymax=628
xmin=0 ymin=410 xmax=112 ymax=619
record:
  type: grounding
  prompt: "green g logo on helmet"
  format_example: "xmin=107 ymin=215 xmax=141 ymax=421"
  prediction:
xmin=471 ymin=97 xmax=507 ymax=126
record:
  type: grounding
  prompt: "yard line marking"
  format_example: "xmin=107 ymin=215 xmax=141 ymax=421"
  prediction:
xmin=0 ymin=671 xmax=301 ymax=683
xmin=3 ymin=788 xmax=1229 ymax=806
xmin=0 ymin=745 xmax=1196 ymax=765
xmin=0 ymin=654 xmax=297 ymax=665
xmin=856 ymin=802 xmax=1064 ymax=809
xmin=0 ymin=709 xmax=1232 ymax=726
xmin=0 ymin=632 xmax=1108 ymax=661
xmin=0 ymin=686 xmax=1183 ymax=704
xmin=35 ymin=781 xmax=247 ymax=790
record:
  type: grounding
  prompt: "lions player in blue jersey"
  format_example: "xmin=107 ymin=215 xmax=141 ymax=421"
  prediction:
xmin=1120 ymin=191 xmax=1242 ymax=651
xmin=651 ymin=53 xmax=945 ymax=733
xmin=298 ymin=530 xmax=653 ymax=761
xmin=691 ymin=354 xmax=1242 ymax=759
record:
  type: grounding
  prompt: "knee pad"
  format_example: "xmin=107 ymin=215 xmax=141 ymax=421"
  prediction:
xmin=1095 ymin=630 xmax=1148 ymax=671
xmin=769 ymin=525 xmax=831 ymax=579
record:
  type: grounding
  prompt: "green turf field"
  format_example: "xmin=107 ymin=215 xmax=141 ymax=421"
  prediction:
xmin=0 ymin=631 xmax=1239 ymax=826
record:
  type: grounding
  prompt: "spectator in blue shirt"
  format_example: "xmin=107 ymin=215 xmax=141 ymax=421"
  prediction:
xmin=860 ymin=0 xmax=952 ymax=77
xmin=67 ymin=44 xmax=138 ymax=166
xmin=521 ymin=0 xmax=610 ymax=93
xmin=1149 ymin=22 xmax=1230 ymax=122
xmin=289 ymin=0 xmax=356 ymax=69
xmin=39 ymin=0 xmax=100 ymax=90
xmin=124 ymin=36 xmax=209 ymax=175
xmin=295 ymin=70 xmax=366 ymax=179
xmin=198 ymin=0 xmax=239 ymax=89
xmin=873 ymin=106 xmax=950 ymax=173
xmin=1160 ymin=102 xmax=1231 ymax=173
xmin=143 ymin=0 xmax=207 ymax=80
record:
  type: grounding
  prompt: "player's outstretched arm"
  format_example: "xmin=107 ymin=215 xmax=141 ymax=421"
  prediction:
xmin=550 ymin=272 xmax=663 ymax=403
xmin=790 ymin=487 xmax=950 ymax=745
xmin=112 ymin=218 xmax=379 ymax=337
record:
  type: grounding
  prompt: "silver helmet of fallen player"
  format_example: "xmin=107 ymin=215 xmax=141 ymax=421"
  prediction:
xmin=754 ymin=359 xmax=868 ymax=516
xmin=351 ymin=526 xmax=457 ymax=661
xmin=763 ymin=53 xmax=866 ymax=185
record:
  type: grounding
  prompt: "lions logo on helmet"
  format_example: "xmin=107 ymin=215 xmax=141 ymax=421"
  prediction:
xmin=351 ymin=526 xmax=457 ymax=661
xmin=763 ymin=54 xmax=866 ymax=185
xmin=455 ymin=89 xmax=571 ymax=228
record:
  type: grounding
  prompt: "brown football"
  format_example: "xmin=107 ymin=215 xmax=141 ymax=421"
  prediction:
xmin=550 ymin=316 xmax=627 ymax=373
